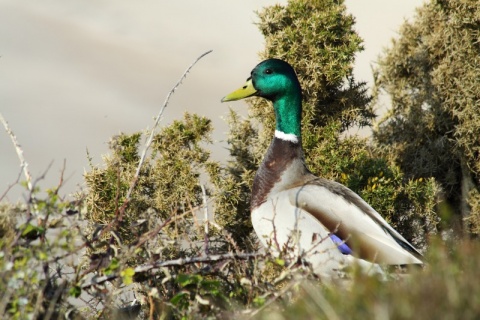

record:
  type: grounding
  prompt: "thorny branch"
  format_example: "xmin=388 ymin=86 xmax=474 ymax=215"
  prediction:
xmin=81 ymin=252 xmax=263 ymax=289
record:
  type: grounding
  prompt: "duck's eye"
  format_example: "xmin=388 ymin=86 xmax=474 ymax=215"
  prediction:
xmin=264 ymin=69 xmax=273 ymax=74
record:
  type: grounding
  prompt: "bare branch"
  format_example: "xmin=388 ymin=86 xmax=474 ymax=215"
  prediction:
xmin=0 ymin=112 xmax=33 ymax=191
xmin=81 ymin=252 xmax=262 ymax=289
xmin=0 ymin=168 xmax=22 ymax=201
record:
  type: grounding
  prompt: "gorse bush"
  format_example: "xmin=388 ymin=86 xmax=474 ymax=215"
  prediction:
xmin=373 ymin=0 xmax=480 ymax=234
xmin=84 ymin=113 xmax=213 ymax=252
xmin=1 ymin=0 xmax=480 ymax=319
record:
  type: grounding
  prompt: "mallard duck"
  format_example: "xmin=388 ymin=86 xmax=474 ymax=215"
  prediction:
xmin=222 ymin=59 xmax=422 ymax=276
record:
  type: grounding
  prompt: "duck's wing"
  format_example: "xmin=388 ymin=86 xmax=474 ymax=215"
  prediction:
xmin=287 ymin=177 xmax=423 ymax=265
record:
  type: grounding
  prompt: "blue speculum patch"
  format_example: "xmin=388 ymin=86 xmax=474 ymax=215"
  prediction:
xmin=330 ymin=234 xmax=353 ymax=255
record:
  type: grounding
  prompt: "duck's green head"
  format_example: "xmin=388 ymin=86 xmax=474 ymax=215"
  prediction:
xmin=222 ymin=58 xmax=302 ymax=102
xmin=222 ymin=59 xmax=303 ymax=139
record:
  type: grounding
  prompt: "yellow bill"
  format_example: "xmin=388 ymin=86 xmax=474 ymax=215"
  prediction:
xmin=221 ymin=78 xmax=257 ymax=102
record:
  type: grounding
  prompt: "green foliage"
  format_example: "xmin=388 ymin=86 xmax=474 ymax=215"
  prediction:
xmin=373 ymin=0 xmax=480 ymax=233
xmin=255 ymin=0 xmax=374 ymax=135
xmin=168 ymin=273 xmax=229 ymax=318
xmin=84 ymin=113 xmax=213 ymax=254
xmin=0 ymin=189 xmax=81 ymax=319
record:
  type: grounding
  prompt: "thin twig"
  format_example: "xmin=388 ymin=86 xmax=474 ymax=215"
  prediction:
xmin=268 ymin=200 xmax=281 ymax=252
xmin=0 ymin=112 xmax=33 ymax=191
xmin=201 ymin=184 xmax=209 ymax=255
xmin=0 ymin=168 xmax=22 ymax=201
xmin=53 ymin=159 xmax=67 ymax=196
xmin=124 ymin=50 xmax=213 ymax=202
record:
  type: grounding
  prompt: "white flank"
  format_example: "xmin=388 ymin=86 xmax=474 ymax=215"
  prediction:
xmin=275 ymin=130 xmax=299 ymax=143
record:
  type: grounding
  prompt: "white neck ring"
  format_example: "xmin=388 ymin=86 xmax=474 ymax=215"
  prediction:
xmin=275 ymin=130 xmax=299 ymax=143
